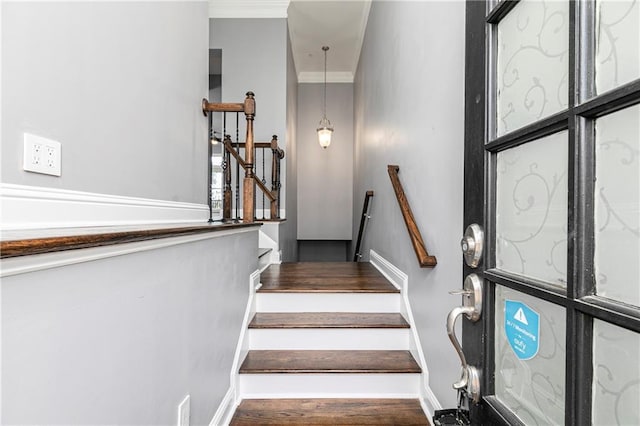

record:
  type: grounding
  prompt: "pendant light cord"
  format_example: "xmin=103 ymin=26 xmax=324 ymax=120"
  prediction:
xmin=323 ymin=46 xmax=328 ymax=119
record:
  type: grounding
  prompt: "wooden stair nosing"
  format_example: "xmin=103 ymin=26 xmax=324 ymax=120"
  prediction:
xmin=248 ymin=312 xmax=410 ymax=329
xmin=229 ymin=398 xmax=431 ymax=425
xmin=239 ymin=350 xmax=421 ymax=374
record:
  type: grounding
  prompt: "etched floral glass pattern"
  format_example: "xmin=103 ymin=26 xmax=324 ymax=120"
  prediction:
xmin=596 ymin=0 xmax=640 ymax=94
xmin=496 ymin=0 xmax=569 ymax=136
xmin=595 ymin=104 xmax=640 ymax=307
xmin=495 ymin=286 xmax=566 ymax=425
xmin=593 ymin=320 xmax=640 ymax=425
xmin=496 ymin=132 xmax=568 ymax=285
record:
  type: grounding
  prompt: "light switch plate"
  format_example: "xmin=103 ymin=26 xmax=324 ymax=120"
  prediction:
xmin=23 ymin=133 xmax=61 ymax=176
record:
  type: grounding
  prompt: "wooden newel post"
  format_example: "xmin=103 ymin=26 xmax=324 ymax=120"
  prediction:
xmin=243 ymin=91 xmax=256 ymax=222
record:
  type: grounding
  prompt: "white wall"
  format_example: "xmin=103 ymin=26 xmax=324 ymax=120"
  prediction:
xmin=353 ymin=1 xmax=465 ymax=407
xmin=297 ymin=83 xmax=354 ymax=240
xmin=1 ymin=2 xmax=208 ymax=204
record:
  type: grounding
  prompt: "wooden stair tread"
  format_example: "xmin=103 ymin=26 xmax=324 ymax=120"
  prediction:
xmin=239 ymin=350 xmax=421 ymax=374
xmin=230 ymin=398 xmax=430 ymax=425
xmin=249 ymin=312 xmax=410 ymax=329
xmin=259 ymin=262 xmax=399 ymax=293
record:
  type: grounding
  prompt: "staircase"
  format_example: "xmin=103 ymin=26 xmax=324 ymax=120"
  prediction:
xmin=228 ymin=262 xmax=431 ymax=425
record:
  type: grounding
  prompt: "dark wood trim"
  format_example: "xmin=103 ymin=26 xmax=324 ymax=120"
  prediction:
xmin=0 ymin=222 xmax=260 ymax=259
xmin=386 ymin=165 xmax=437 ymax=268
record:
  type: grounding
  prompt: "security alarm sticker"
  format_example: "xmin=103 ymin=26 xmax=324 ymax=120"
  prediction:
xmin=504 ymin=300 xmax=540 ymax=360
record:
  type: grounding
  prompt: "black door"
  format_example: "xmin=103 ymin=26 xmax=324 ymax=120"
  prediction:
xmin=460 ymin=0 xmax=640 ymax=424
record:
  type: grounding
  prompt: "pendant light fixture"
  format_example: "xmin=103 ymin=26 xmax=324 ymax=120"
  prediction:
xmin=317 ymin=45 xmax=333 ymax=149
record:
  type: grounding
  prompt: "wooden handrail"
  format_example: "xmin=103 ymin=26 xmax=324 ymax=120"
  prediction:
xmin=387 ymin=165 xmax=437 ymax=267
xmin=223 ymin=137 xmax=277 ymax=203
xmin=353 ymin=190 xmax=374 ymax=262
xmin=0 ymin=223 xmax=260 ymax=259
xmin=202 ymin=100 xmax=245 ymax=114
xmin=253 ymin=176 xmax=276 ymax=202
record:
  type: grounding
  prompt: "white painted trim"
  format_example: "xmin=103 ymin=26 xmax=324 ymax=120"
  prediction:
xmin=352 ymin=0 xmax=372 ymax=75
xmin=209 ymin=0 xmax=289 ymax=18
xmin=209 ymin=386 xmax=235 ymax=426
xmin=0 ymin=184 xmax=209 ymax=231
xmin=297 ymin=71 xmax=354 ymax=84
xmin=211 ymin=269 xmax=260 ymax=426
xmin=369 ymin=250 xmax=443 ymax=413
xmin=0 ymin=227 xmax=255 ymax=278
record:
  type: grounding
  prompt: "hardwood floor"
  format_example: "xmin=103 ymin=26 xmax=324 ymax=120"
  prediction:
xmin=239 ymin=350 xmax=421 ymax=374
xmin=230 ymin=398 xmax=431 ymax=425
xmin=258 ymin=262 xmax=399 ymax=293
xmin=249 ymin=312 xmax=410 ymax=329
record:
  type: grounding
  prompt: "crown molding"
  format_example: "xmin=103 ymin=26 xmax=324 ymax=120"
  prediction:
xmin=209 ymin=0 xmax=290 ymax=18
xmin=298 ymin=71 xmax=354 ymax=84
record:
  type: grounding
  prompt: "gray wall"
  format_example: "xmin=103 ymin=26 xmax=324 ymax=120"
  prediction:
xmin=280 ymin=26 xmax=299 ymax=262
xmin=297 ymin=83 xmax=354 ymax=240
xmin=353 ymin=1 xmax=465 ymax=407
xmin=1 ymin=2 xmax=209 ymax=204
xmin=2 ymin=231 xmax=258 ymax=425
xmin=1 ymin=2 xmax=259 ymax=423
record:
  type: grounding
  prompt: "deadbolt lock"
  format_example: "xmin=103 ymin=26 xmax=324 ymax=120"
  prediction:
xmin=461 ymin=224 xmax=484 ymax=268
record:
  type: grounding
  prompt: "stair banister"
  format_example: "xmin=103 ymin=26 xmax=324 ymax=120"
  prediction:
xmin=387 ymin=165 xmax=437 ymax=267
xmin=353 ymin=190 xmax=374 ymax=262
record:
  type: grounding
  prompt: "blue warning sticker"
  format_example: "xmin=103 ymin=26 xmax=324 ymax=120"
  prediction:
xmin=504 ymin=300 xmax=540 ymax=360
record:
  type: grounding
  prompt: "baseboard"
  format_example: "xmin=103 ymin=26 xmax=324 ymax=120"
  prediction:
xmin=209 ymin=386 xmax=236 ymax=426
xmin=369 ymin=249 xmax=442 ymax=413
xmin=0 ymin=183 xmax=209 ymax=231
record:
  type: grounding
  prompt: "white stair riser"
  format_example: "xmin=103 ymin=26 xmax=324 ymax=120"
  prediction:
xmin=248 ymin=329 xmax=411 ymax=350
xmin=255 ymin=293 xmax=401 ymax=313
xmin=239 ymin=373 xmax=421 ymax=398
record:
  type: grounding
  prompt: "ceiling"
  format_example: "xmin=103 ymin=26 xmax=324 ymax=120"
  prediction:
xmin=209 ymin=0 xmax=372 ymax=83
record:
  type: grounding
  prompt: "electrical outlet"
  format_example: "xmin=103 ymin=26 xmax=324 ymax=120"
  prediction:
xmin=178 ymin=395 xmax=190 ymax=426
xmin=23 ymin=133 xmax=61 ymax=176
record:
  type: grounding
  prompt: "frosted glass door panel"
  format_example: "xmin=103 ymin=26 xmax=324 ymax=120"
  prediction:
xmin=496 ymin=132 xmax=568 ymax=285
xmin=593 ymin=320 xmax=640 ymax=425
xmin=495 ymin=286 xmax=566 ymax=425
xmin=596 ymin=0 xmax=640 ymax=94
xmin=496 ymin=0 xmax=569 ymax=136
xmin=595 ymin=104 xmax=640 ymax=307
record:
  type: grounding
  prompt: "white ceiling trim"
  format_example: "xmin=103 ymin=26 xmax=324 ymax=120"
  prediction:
xmin=298 ymin=71 xmax=354 ymax=84
xmin=352 ymin=0 xmax=372 ymax=73
xmin=209 ymin=0 xmax=290 ymax=18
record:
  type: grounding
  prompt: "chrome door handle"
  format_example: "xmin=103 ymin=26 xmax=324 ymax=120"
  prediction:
xmin=447 ymin=305 xmax=475 ymax=389
xmin=446 ymin=273 xmax=483 ymax=402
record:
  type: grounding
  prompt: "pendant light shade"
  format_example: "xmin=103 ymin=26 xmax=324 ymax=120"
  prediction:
xmin=317 ymin=46 xmax=333 ymax=149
